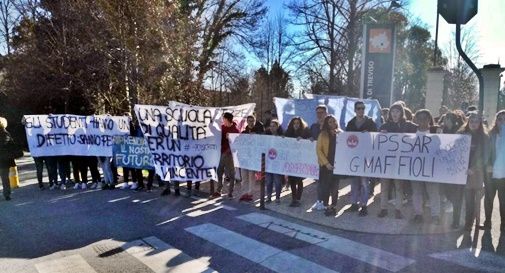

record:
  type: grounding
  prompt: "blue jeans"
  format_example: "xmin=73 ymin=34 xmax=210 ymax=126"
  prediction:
xmin=266 ymin=173 xmax=282 ymax=200
xmin=351 ymin=177 xmax=369 ymax=206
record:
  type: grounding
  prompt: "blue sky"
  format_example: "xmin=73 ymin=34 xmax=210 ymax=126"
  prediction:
xmin=265 ymin=0 xmax=505 ymax=67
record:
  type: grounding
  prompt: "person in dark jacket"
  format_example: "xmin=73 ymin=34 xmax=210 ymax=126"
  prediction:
xmin=377 ymin=103 xmax=417 ymax=219
xmin=265 ymin=119 xmax=284 ymax=204
xmin=239 ymin=115 xmax=265 ymax=202
xmin=0 ymin=117 xmax=19 ymax=201
xmin=345 ymin=101 xmax=377 ymax=216
xmin=285 ymin=116 xmax=311 ymax=207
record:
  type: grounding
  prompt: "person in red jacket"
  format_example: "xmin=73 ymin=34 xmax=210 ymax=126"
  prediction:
xmin=213 ymin=112 xmax=240 ymax=199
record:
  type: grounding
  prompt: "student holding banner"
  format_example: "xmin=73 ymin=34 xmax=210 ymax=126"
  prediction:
xmin=285 ymin=116 xmax=311 ymax=207
xmin=411 ymin=110 xmax=442 ymax=225
xmin=316 ymin=115 xmax=342 ymax=216
xmin=213 ymin=112 xmax=240 ymax=199
xmin=439 ymin=111 xmax=467 ymax=229
xmin=482 ymin=110 xmax=505 ymax=231
xmin=377 ymin=103 xmax=417 ymax=219
xmin=310 ymin=105 xmax=328 ymax=211
xmin=460 ymin=112 xmax=489 ymax=231
xmin=239 ymin=115 xmax=265 ymax=202
xmin=345 ymin=101 xmax=377 ymax=216
xmin=265 ymin=119 xmax=284 ymax=204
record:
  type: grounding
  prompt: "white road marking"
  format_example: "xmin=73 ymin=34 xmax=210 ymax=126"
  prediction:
xmin=185 ymin=223 xmax=339 ymax=273
xmin=122 ymin=236 xmax=217 ymax=273
xmin=237 ymin=212 xmax=415 ymax=272
xmin=35 ymin=254 xmax=97 ymax=273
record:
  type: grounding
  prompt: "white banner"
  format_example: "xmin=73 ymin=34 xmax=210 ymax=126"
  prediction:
xmin=24 ymin=115 xmax=130 ymax=157
xmin=169 ymin=101 xmax=255 ymax=132
xmin=332 ymin=132 xmax=472 ymax=184
xmin=135 ymin=104 xmax=222 ymax=182
xmin=229 ymin=133 xmax=319 ymax=179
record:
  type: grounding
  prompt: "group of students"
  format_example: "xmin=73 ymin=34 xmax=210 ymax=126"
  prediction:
xmin=227 ymin=101 xmax=505 ymax=232
xmin=1 ymin=102 xmax=505 ymax=233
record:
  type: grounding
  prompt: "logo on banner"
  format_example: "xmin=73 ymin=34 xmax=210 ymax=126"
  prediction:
xmin=268 ymin=148 xmax=278 ymax=160
xmin=368 ymin=29 xmax=392 ymax=53
xmin=347 ymin=135 xmax=359 ymax=148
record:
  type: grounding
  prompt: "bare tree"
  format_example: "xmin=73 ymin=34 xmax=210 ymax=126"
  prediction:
xmin=0 ymin=0 xmax=19 ymax=55
xmin=287 ymin=0 xmax=402 ymax=95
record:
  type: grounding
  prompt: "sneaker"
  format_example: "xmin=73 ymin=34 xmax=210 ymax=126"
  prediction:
xmin=5 ymin=196 xmax=11 ymax=201
xmin=239 ymin=194 xmax=249 ymax=202
xmin=120 ymin=183 xmax=130 ymax=190
xmin=50 ymin=184 xmax=57 ymax=190
xmin=108 ymin=184 xmax=115 ymax=190
xmin=60 ymin=184 xmax=67 ymax=190
xmin=174 ymin=189 xmax=180 ymax=196
xmin=324 ymin=207 xmax=336 ymax=217
xmin=266 ymin=198 xmax=272 ymax=203
xmin=345 ymin=204 xmax=360 ymax=213
xmin=39 ymin=185 xmax=45 ymax=190
xmin=413 ymin=215 xmax=423 ymax=224
xmin=80 ymin=183 xmax=87 ymax=190
xmin=89 ymin=183 xmax=97 ymax=190
xmin=73 ymin=183 xmax=80 ymax=190
xmin=293 ymin=200 xmax=301 ymax=207
xmin=432 ymin=216 xmax=441 ymax=225
xmin=378 ymin=209 xmax=388 ymax=218
xmin=130 ymin=182 xmax=138 ymax=190
xmin=289 ymin=201 xmax=297 ymax=207
xmin=227 ymin=193 xmax=234 ymax=200
xmin=395 ymin=209 xmax=403 ymax=219
xmin=275 ymin=198 xmax=280 ymax=204
xmin=185 ymin=190 xmax=191 ymax=198
xmin=358 ymin=206 xmax=368 ymax=216
xmin=161 ymin=188 xmax=171 ymax=196
xmin=102 ymin=184 xmax=110 ymax=190
xmin=135 ymin=186 xmax=145 ymax=192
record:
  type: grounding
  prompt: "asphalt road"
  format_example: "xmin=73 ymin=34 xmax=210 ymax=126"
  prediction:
xmin=1 ymin=156 xmax=504 ymax=273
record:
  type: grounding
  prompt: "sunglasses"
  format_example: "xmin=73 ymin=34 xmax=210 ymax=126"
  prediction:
xmin=355 ymin=107 xmax=365 ymax=110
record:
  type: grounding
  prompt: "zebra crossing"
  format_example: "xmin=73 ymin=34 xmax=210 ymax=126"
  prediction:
xmin=29 ymin=211 xmax=505 ymax=273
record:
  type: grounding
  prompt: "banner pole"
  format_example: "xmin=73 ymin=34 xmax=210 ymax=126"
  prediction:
xmin=259 ymin=153 xmax=266 ymax=210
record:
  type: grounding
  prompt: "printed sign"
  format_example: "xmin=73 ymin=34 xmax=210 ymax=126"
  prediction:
xmin=24 ymin=115 xmax=130 ymax=157
xmin=229 ymin=133 xmax=319 ymax=179
xmin=113 ymin=136 xmax=154 ymax=170
xmin=333 ymin=132 xmax=472 ymax=184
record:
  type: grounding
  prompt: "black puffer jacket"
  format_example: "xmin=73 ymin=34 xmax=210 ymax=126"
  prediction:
xmin=0 ymin=128 xmax=16 ymax=168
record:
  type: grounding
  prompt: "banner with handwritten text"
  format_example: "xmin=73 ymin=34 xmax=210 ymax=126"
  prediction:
xmin=134 ymin=104 xmax=222 ymax=182
xmin=24 ymin=115 xmax=130 ymax=157
xmin=113 ymin=136 xmax=155 ymax=170
xmin=333 ymin=132 xmax=471 ymax=184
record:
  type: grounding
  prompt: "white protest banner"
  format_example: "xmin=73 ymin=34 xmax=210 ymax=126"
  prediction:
xmin=332 ymin=132 xmax=472 ymax=184
xmin=24 ymin=115 xmax=130 ymax=157
xmin=134 ymin=104 xmax=222 ymax=182
xmin=276 ymin=96 xmax=382 ymax=130
xmin=229 ymin=133 xmax=319 ymax=179
xmin=169 ymin=101 xmax=255 ymax=132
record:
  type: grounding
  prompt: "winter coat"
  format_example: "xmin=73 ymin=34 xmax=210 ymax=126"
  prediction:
xmin=345 ymin=116 xmax=378 ymax=132
xmin=0 ymin=128 xmax=17 ymax=168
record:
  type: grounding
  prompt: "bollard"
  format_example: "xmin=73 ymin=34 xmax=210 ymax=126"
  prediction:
xmin=259 ymin=153 xmax=266 ymax=210
xmin=9 ymin=166 xmax=20 ymax=189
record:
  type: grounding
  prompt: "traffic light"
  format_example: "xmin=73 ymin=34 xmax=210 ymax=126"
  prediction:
xmin=438 ymin=0 xmax=478 ymax=24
